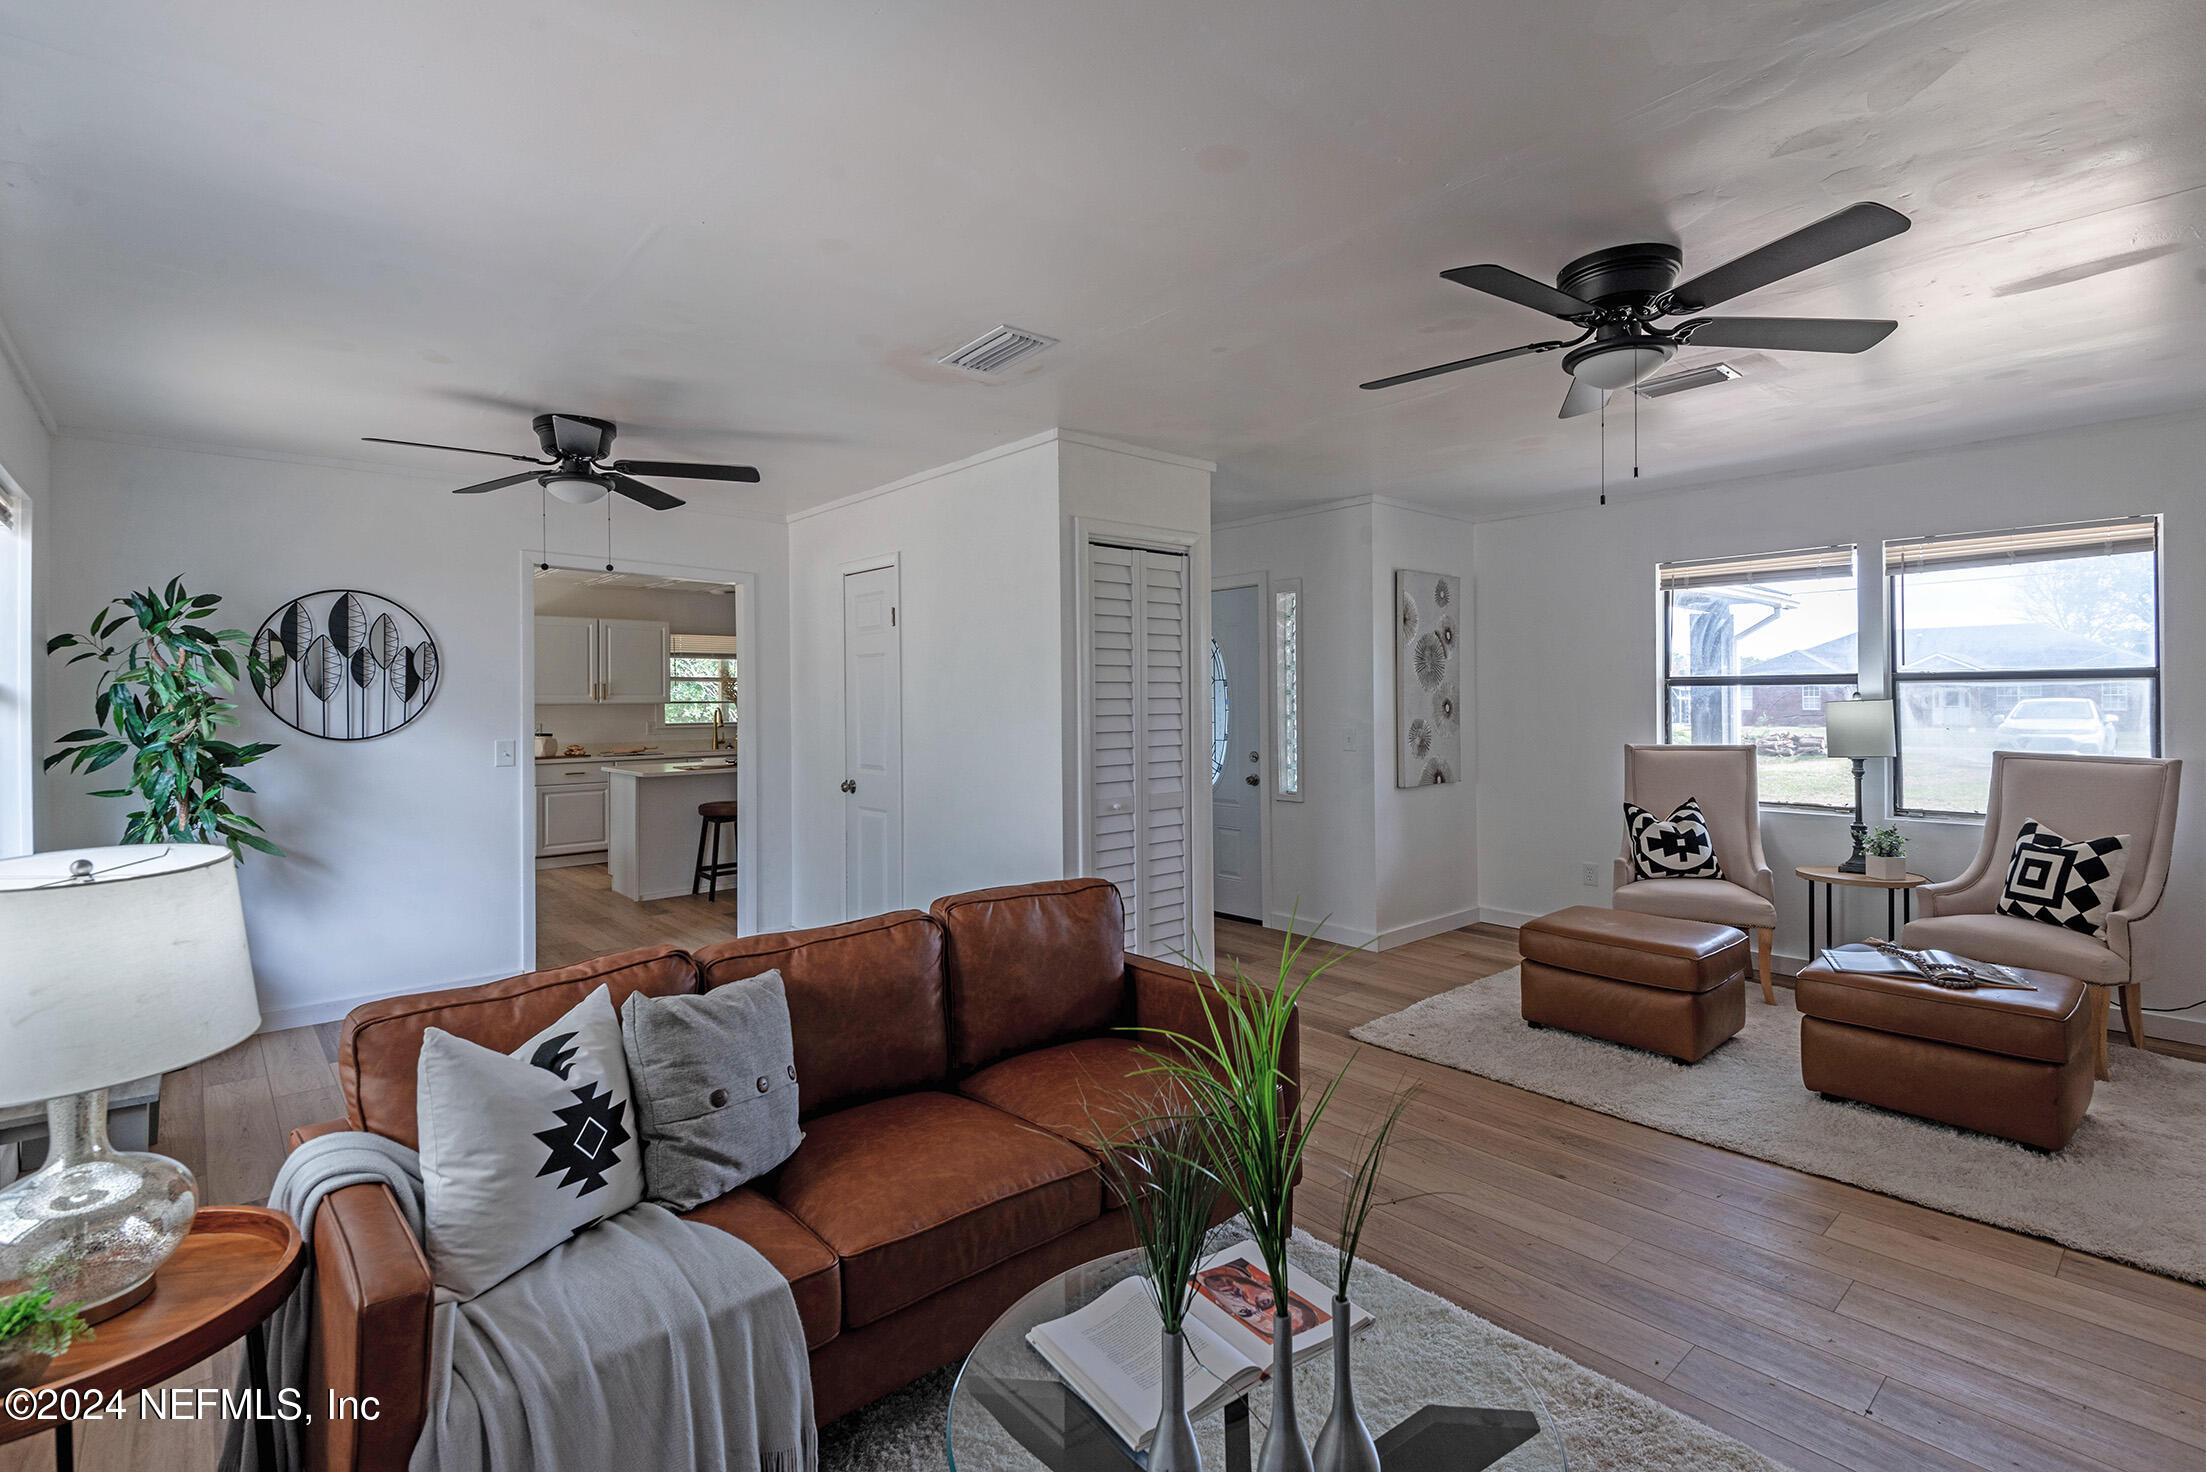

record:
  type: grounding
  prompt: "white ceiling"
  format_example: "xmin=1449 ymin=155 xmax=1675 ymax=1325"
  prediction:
xmin=3 ymin=0 xmax=2203 ymax=521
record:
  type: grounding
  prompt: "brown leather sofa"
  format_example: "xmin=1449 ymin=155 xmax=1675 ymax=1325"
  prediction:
xmin=291 ymin=877 xmax=1296 ymax=1472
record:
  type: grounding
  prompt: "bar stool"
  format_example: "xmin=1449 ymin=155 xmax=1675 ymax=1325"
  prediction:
xmin=692 ymin=800 xmax=739 ymax=900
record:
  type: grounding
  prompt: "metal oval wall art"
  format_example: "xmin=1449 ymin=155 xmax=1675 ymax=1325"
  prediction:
xmin=251 ymin=590 xmax=441 ymax=740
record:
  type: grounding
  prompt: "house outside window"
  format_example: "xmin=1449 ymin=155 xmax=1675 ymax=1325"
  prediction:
xmin=1659 ymin=544 xmax=1860 ymax=809
xmin=665 ymin=632 xmax=738 ymax=730
xmin=1888 ymin=517 xmax=2160 ymax=815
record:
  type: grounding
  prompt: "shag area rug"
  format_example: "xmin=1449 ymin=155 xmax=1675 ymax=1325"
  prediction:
xmin=820 ymin=1231 xmax=1776 ymax=1471
xmin=1351 ymin=966 xmax=2206 ymax=1284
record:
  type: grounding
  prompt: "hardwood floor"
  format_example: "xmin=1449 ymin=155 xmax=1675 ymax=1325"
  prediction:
xmin=10 ymin=914 xmax=2203 ymax=1470
xmin=536 ymin=861 xmax=743 ymax=968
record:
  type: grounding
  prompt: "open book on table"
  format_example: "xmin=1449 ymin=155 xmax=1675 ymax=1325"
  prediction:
xmin=1822 ymin=942 xmax=2031 ymax=990
xmin=1024 ymin=1242 xmax=1376 ymax=1453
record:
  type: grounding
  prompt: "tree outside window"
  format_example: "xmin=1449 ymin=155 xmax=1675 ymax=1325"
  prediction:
xmin=664 ymin=632 xmax=738 ymax=730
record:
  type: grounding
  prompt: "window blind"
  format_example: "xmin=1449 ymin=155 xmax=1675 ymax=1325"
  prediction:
xmin=668 ymin=633 xmax=739 ymax=656
xmin=0 ymin=484 xmax=16 ymax=531
xmin=1887 ymin=517 xmax=2158 ymax=575
xmin=1658 ymin=544 xmax=1855 ymax=590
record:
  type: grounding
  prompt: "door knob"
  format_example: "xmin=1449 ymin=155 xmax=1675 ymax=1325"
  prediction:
xmin=1245 ymin=775 xmax=1260 ymax=786
xmin=840 ymin=779 xmax=857 ymax=794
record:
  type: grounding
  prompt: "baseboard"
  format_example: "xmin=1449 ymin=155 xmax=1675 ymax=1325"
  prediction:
xmin=1475 ymin=906 xmax=1538 ymax=931
xmin=535 ymin=852 xmax=605 ymax=869
xmin=1262 ymin=912 xmax=1378 ymax=950
xmin=256 ymin=967 xmax=523 ymax=1032
xmin=1374 ymin=908 xmax=1484 ymax=952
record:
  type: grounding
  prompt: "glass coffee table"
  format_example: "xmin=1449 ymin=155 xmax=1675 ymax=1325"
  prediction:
xmin=948 ymin=1249 xmax=1567 ymax=1472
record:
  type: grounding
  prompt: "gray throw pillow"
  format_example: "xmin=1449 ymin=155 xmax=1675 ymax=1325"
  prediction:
xmin=619 ymin=970 xmax=804 ymax=1211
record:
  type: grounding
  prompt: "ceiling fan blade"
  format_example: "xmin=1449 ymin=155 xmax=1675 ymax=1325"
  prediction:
xmin=1441 ymin=265 xmax=1595 ymax=320
xmin=365 ymin=436 xmax=547 ymax=464
xmin=607 ymin=473 xmax=686 ymax=511
xmin=1665 ymin=201 xmax=1910 ymax=312
xmin=1360 ymin=339 xmax=1567 ymax=391
xmin=1558 ymin=378 xmax=1609 ymax=419
xmin=1681 ymin=316 xmax=1897 ymax=353
xmin=607 ymin=459 xmax=762 ymax=483
xmin=452 ymin=471 xmax=543 ymax=495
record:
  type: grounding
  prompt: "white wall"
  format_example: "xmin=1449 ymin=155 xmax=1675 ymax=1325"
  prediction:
xmin=0 ymin=342 xmax=51 ymax=856
xmin=1474 ymin=407 xmax=2206 ymax=1042
xmin=38 ymin=437 xmax=791 ymax=1027
xmin=787 ymin=435 xmax=1068 ymax=926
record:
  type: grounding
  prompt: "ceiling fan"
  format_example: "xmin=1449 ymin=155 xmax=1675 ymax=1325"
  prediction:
xmin=1360 ymin=201 xmax=1911 ymax=417
xmin=362 ymin=413 xmax=762 ymax=510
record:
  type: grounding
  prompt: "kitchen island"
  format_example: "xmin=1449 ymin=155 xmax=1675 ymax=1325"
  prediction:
xmin=603 ymin=757 xmax=737 ymax=901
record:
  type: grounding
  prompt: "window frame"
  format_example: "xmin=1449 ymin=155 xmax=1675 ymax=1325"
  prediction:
xmin=1658 ymin=544 xmax=1861 ymax=812
xmin=1272 ymin=578 xmax=1302 ymax=800
xmin=1886 ymin=518 xmax=2162 ymax=818
xmin=663 ymin=641 xmax=738 ymax=729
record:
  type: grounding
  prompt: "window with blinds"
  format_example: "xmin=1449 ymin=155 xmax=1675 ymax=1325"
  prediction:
xmin=1086 ymin=541 xmax=1192 ymax=958
xmin=1887 ymin=517 xmax=2160 ymax=815
xmin=1659 ymin=543 xmax=1860 ymax=808
xmin=665 ymin=631 xmax=738 ymax=727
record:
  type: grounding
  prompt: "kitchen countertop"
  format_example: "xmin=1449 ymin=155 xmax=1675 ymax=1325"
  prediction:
xmin=602 ymin=758 xmax=738 ymax=779
xmin=536 ymin=747 xmax=728 ymax=762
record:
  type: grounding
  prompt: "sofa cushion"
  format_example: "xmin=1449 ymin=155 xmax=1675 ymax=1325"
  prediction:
xmin=932 ymin=878 xmax=1129 ymax=1073
xmin=1612 ymin=878 xmax=1777 ymax=930
xmin=681 ymin=1187 xmax=841 ymax=1350
xmin=343 ymin=945 xmax=700 ymax=1150
xmin=772 ymin=1092 xmax=1100 ymax=1327
xmin=695 ymin=911 xmax=947 ymax=1119
xmin=958 ymin=1038 xmax=1184 ymax=1204
xmin=1795 ymin=956 xmax=2087 ymax=1064
xmin=1901 ymin=912 xmax=2127 ymax=987
xmin=620 ymin=971 xmax=803 ymax=1210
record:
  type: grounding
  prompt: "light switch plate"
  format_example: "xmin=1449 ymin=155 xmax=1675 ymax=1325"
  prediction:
xmin=494 ymin=739 xmax=517 ymax=767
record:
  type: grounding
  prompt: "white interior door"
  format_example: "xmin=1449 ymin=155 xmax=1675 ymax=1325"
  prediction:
xmin=1210 ymin=584 xmax=1263 ymax=920
xmin=1086 ymin=542 xmax=1193 ymax=958
xmin=843 ymin=565 xmax=903 ymax=916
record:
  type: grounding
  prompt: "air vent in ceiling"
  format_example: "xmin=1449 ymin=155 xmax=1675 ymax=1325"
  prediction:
xmin=1635 ymin=361 xmax=1742 ymax=399
xmin=937 ymin=325 xmax=1059 ymax=375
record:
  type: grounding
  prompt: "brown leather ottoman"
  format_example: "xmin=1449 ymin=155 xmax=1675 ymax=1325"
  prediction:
xmin=1795 ymin=956 xmax=2093 ymax=1150
xmin=1519 ymin=906 xmax=1749 ymax=1063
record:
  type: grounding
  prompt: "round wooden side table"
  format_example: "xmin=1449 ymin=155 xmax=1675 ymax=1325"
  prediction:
xmin=1796 ymin=864 xmax=1930 ymax=955
xmin=1 ymin=1205 xmax=304 ymax=1471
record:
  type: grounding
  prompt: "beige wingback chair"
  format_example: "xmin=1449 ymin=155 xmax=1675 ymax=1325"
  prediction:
xmin=1614 ymin=744 xmax=1778 ymax=1003
xmin=1904 ymin=751 xmax=2181 ymax=1048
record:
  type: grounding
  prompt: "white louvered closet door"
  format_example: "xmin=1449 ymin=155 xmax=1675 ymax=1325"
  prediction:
xmin=1086 ymin=541 xmax=1192 ymax=959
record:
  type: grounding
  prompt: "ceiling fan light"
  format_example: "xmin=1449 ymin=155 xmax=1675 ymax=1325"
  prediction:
xmin=544 ymin=473 xmax=607 ymax=505
xmin=1569 ymin=342 xmax=1676 ymax=390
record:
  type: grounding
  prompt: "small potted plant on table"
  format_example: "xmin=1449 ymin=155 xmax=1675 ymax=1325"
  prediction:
xmin=0 ymin=1288 xmax=91 ymax=1393
xmin=1865 ymin=826 xmax=1908 ymax=881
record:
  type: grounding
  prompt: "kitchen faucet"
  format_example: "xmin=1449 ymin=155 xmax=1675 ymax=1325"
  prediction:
xmin=712 ymin=705 xmax=734 ymax=751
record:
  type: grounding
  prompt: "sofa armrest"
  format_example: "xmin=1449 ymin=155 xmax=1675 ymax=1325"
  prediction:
xmin=291 ymin=1126 xmax=434 ymax=1472
xmin=1126 ymin=953 xmax=1303 ymax=1110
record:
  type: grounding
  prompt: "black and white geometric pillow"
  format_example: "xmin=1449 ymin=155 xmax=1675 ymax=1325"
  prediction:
xmin=1625 ymin=797 xmax=1726 ymax=881
xmin=1997 ymin=819 xmax=2129 ymax=939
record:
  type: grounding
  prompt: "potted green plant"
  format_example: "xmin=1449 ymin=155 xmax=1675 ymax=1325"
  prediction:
xmin=46 ymin=580 xmax=282 ymax=858
xmin=1865 ymin=825 xmax=1908 ymax=881
xmin=1092 ymin=1113 xmax=1223 ymax=1471
xmin=0 ymin=1288 xmax=91 ymax=1394
xmin=1140 ymin=924 xmax=1349 ymax=1472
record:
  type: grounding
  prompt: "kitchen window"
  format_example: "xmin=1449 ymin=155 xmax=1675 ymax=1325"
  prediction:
xmin=664 ymin=632 xmax=738 ymax=729
xmin=1659 ymin=544 xmax=1860 ymax=809
xmin=1888 ymin=517 xmax=2160 ymax=816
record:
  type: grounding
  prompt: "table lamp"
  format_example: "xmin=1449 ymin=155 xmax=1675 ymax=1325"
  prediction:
xmin=1824 ymin=698 xmax=1897 ymax=875
xmin=0 ymin=845 xmax=261 ymax=1321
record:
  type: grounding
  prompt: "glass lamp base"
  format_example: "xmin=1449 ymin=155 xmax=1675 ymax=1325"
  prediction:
xmin=0 ymin=1091 xmax=197 ymax=1320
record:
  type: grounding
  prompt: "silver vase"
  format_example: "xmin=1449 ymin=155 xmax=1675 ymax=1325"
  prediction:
xmin=1151 ymin=1327 xmax=1201 ymax=1472
xmin=0 ymin=1091 xmax=197 ymax=1321
xmin=1257 ymin=1311 xmax=1311 ymax=1472
xmin=1311 ymin=1297 xmax=1380 ymax=1472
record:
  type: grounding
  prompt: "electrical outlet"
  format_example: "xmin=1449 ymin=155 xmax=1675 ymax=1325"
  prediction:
xmin=1580 ymin=862 xmax=1599 ymax=887
xmin=494 ymin=739 xmax=517 ymax=768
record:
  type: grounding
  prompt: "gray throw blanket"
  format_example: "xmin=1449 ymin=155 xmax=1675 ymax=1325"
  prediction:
xmin=223 ymin=1130 xmax=815 ymax=1472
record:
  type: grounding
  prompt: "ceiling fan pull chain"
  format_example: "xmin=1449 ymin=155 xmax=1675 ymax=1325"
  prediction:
xmin=539 ymin=483 xmax=549 ymax=571
xmin=605 ymin=492 xmax=615 ymax=573
xmin=1598 ymin=392 xmax=1607 ymax=506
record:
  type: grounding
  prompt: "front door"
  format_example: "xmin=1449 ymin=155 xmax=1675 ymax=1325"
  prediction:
xmin=843 ymin=565 xmax=903 ymax=916
xmin=1211 ymin=584 xmax=1263 ymax=921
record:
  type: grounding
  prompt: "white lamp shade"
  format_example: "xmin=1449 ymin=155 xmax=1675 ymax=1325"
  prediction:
xmin=1824 ymin=698 xmax=1897 ymax=759
xmin=0 ymin=844 xmax=260 ymax=1107
xmin=1571 ymin=342 xmax=1675 ymax=390
xmin=545 ymin=474 xmax=607 ymax=505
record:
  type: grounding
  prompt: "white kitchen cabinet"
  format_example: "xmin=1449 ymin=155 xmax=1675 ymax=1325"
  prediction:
xmin=532 ymin=616 xmax=668 ymax=704
xmin=537 ymin=781 xmax=610 ymax=855
xmin=535 ymin=617 xmax=600 ymax=704
xmin=598 ymin=619 xmax=670 ymax=704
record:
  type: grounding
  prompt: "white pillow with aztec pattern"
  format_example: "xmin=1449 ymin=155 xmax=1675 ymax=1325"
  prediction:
xmin=1997 ymin=819 xmax=2128 ymax=939
xmin=1625 ymin=797 xmax=1726 ymax=880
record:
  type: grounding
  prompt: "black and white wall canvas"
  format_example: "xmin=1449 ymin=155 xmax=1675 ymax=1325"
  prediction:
xmin=250 ymin=590 xmax=440 ymax=740
xmin=1395 ymin=569 xmax=1462 ymax=788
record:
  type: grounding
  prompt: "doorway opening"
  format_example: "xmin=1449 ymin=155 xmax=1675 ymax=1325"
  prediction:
xmin=0 ymin=473 xmax=26 ymax=857
xmin=530 ymin=564 xmax=750 ymax=969
xmin=1210 ymin=581 xmax=1265 ymax=922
